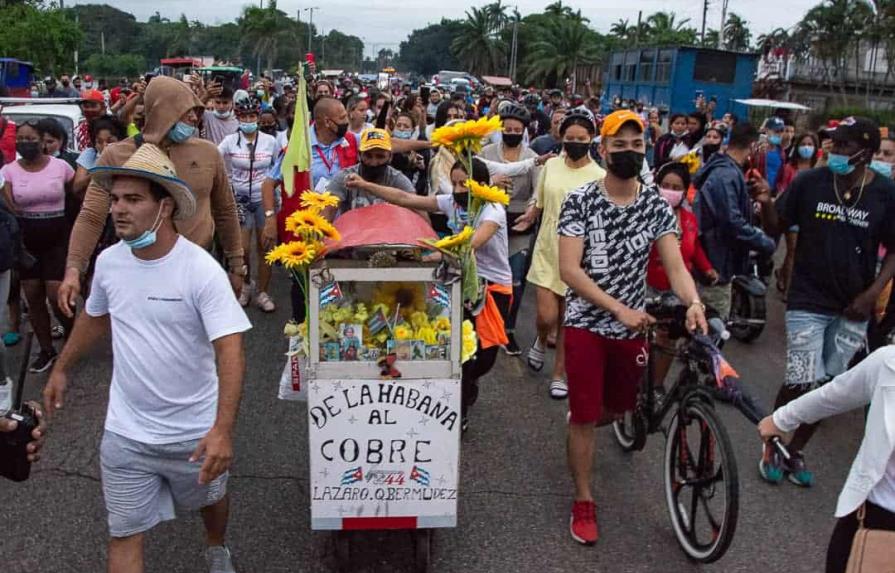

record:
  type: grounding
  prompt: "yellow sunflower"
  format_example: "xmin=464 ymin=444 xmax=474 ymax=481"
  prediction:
xmin=432 ymin=226 xmax=475 ymax=251
xmin=265 ymin=240 xmax=317 ymax=269
xmin=434 ymin=316 xmax=451 ymax=333
xmin=430 ymin=115 xmax=503 ymax=155
xmin=394 ymin=324 xmax=413 ymax=340
xmin=465 ymin=179 xmax=510 ymax=206
xmin=285 ymin=209 xmax=342 ymax=242
xmin=300 ymin=191 xmax=340 ymax=212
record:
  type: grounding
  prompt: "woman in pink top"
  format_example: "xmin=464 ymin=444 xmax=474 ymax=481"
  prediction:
xmin=0 ymin=120 xmax=75 ymax=373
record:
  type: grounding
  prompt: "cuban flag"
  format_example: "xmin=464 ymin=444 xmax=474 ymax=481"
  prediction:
xmin=368 ymin=308 xmax=390 ymax=335
xmin=341 ymin=467 xmax=363 ymax=485
xmin=319 ymin=281 xmax=343 ymax=306
xmin=410 ymin=465 xmax=430 ymax=486
xmin=428 ymin=283 xmax=451 ymax=309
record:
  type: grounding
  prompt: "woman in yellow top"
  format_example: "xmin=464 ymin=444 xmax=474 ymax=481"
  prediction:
xmin=514 ymin=110 xmax=606 ymax=399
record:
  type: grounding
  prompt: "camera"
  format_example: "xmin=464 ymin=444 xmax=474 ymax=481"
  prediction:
xmin=0 ymin=403 xmax=37 ymax=481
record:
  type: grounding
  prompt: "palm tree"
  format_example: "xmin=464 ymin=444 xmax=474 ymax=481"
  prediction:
xmin=451 ymin=6 xmax=507 ymax=76
xmin=240 ymin=2 xmax=291 ymax=72
xmin=722 ymin=13 xmax=752 ymax=51
xmin=523 ymin=17 xmax=600 ymax=91
xmin=644 ymin=11 xmax=697 ymax=46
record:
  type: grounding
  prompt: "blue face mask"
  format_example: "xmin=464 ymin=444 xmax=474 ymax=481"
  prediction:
xmin=870 ymin=159 xmax=892 ymax=178
xmin=768 ymin=134 xmax=782 ymax=146
xmin=393 ymin=129 xmax=413 ymax=140
xmin=123 ymin=204 xmax=164 ymax=250
xmin=168 ymin=121 xmax=196 ymax=143
xmin=213 ymin=109 xmax=232 ymax=119
xmin=798 ymin=145 xmax=815 ymax=159
xmin=239 ymin=122 xmax=258 ymax=134
xmin=828 ymin=153 xmax=856 ymax=175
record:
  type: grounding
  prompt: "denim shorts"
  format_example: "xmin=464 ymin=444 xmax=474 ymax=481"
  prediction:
xmin=100 ymin=431 xmax=228 ymax=538
xmin=237 ymin=199 xmax=266 ymax=230
xmin=784 ymin=311 xmax=867 ymax=387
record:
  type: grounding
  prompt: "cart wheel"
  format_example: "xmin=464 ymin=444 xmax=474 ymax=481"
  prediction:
xmin=413 ymin=529 xmax=432 ymax=573
xmin=334 ymin=531 xmax=351 ymax=573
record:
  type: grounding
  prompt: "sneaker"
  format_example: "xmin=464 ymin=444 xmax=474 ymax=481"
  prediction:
xmin=29 ymin=350 xmax=57 ymax=374
xmin=569 ymin=500 xmax=598 ymax=545
xmin=51 ymin=324 xmax=65 ymax=339
xmin=0 ymin=377 xmax=11 ymax=413
xmin=758 ymin=442 xmax=785 ymax=484
xmin=527 ymin=339 xmax=545 ymax=371
xmin=549 ymin=379 xmax=568 ymax=400
xmin=3 ymin=332 xmax=21 ymax=346
xmin=502 ymin=332 xmax=522 ymax=356
xmin=206 ymin=545 xmax=237 ymax=573
xmin=238 ymin=281 xmax=254 ymax=307
xmin=785 ymin=451 xmax=815 ymax=487
xmin=255 ymin=292 xmax=276 ymax=313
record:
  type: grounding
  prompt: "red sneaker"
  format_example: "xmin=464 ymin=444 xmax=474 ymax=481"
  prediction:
xmin=569 ymin=500 xmax=598 ymax=545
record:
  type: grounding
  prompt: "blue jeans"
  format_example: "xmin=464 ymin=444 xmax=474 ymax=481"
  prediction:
xmin=784 ymin=311 xmax=867 ymax=387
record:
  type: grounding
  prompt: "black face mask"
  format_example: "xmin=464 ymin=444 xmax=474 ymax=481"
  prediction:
xmin=61 ymin=80 xmax=70 ymax=87
xmin=16 ymin=141 xmax=42 ymax=162
xmin=260 ymin=124 xmax=278 ymax=136
xmin=564 ymin=141 xmax=590 ymax=161
xmin=702 ymin=143 xmax=721 ymax=159
xmin=332 ymin=121 xmax=349 ymax=140
xmin=606 ymin=150 xmax=645 ymax=180
xmin=359 ymin=162 xmax=388 ymax=182
xmin=503 ymin=133 xmax=523 ymax=148
xmin=453 ymin=192 xmax=469 ymax=210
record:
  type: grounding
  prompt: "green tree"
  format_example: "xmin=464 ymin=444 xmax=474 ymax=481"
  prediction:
xmin=523 ymin=16 xmax=601 ymax=90
xmin=643 ymin=11 xmax=697 ymax=45
xmin=0 ymin=2 xmax=81 ymax=73
xmin=83 ymin=53 xmax=145 ymax=77
xmin=722 ymin=13 xmax=752 ymax=51
xmin=396 ymin=19 xmax=463 ymax=76
xmin=239 ymin=1 xmax=293 ymax=73
xmin=451 ymin=5 xmax=508 ymax=76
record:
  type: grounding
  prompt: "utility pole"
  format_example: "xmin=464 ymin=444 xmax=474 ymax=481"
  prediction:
xmin=718 ymin=0 xmax=729 ymax=49
xmin=635 ymin=11 xmax=642 ymax=47
xmin=303 ymin=7 xmax=320 ymax=54
xmin=701 ymin=0 xmax=709 ymax=44
xmin=74 ymin=10 xmax=79 ymax=75
xmin=509 ymin=17 xmax=518 ymax=81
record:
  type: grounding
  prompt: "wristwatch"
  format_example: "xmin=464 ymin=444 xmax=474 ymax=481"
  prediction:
xmin=264 ymin=209 xmax=275 ymax=218
xmin=689 ymin=300 xmax=706 ymax=312
xmin=231 ymin=264 xmax=248 ymax=277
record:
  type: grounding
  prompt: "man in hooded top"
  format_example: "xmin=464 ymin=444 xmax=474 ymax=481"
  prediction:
xmin=59 ymin=76 xmax=245 ymax=317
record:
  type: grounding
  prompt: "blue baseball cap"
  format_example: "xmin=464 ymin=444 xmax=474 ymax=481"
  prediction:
xmin=765 ymin=117 xmax=785 ymax=132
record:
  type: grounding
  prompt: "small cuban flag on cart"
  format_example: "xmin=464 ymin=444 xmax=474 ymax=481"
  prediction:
xmin=428 ymin=283 xmax=451 ymax=309
xmin=410 ymin=465 xmax=430 ymax=486
xmin=319 ymin=281 xmax=343 ymax=306
xmin=341 ymin=467 xmax=363 ymax=485
xmin=368 ymin=308 xmax=390 ymax=335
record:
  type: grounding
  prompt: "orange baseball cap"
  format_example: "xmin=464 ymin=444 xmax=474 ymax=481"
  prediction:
xmin=600 ymin=109 xmax=644 ymax=139
xmin=359 ymin=128 xmax=392 ymax=152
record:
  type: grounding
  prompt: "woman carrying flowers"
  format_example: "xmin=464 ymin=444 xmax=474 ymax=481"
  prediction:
xmin=343 ymin=156 xmax=511 ymax=432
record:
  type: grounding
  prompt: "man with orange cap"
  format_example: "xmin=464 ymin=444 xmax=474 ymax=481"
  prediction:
xmin=557 ymin=109 xmax=707 ymax=546
xmin=75 ymin=89 xmax=109 ymax=150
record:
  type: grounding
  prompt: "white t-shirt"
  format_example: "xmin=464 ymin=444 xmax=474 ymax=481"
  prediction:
xmin=218 ymin=131 xmax=281 ymax=203
xmin=86 ymin=238 xmax=252 ymax=444
xmin=436 ymin=194 xmax=511 ymax=286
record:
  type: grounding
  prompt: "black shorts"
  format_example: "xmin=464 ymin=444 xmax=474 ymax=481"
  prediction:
xmin=18 ymin=216 xmax=68 ymax=282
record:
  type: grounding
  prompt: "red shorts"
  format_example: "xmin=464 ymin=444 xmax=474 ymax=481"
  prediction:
xmin=564 ymin=327 xmax=648 ymax=425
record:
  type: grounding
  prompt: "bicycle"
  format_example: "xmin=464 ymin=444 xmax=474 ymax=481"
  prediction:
xmin=611 ymin=294 xmax=741 ymax=563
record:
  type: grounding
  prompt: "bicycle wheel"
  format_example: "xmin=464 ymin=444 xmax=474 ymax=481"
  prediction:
xmin=612 ymin=409 xmax=646 ymax=452
xmin=663 ymin=401 xmax=739 ymax=563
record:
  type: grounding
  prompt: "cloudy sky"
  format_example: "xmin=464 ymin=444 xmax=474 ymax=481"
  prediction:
xmin=67 ymin=0 xmax=821 ymax=57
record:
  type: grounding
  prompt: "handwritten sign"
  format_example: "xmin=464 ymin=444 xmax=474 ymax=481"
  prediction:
xmin=308 ymin=378 xmax=461 ymax=530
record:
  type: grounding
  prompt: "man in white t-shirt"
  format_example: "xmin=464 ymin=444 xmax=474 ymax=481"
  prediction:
xmin=43 ymin=143 xmax=251 ymax=573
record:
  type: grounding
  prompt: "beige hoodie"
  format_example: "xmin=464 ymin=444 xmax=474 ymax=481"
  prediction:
xmin=67 ymin=76 xmax=244 ymax=273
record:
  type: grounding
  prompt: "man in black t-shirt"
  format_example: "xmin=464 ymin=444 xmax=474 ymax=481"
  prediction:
xmin=755 ymin=116 xmax=895 ymax=487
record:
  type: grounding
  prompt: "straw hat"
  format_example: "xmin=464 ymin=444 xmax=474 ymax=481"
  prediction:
xmin=90 ymin=143 xmax=196 ymax=220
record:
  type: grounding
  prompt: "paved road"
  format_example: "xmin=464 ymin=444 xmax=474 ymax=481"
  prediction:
xmin=1 ymin=266 xmax=865 ymax=572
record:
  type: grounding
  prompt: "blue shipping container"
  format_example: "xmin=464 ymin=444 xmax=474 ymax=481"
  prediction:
xmin=600 ymin=47 xmax=757 ymax=120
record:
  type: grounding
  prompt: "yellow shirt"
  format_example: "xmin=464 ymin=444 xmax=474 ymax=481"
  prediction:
xmin=527 ymin=156 xmax=606 ymax=296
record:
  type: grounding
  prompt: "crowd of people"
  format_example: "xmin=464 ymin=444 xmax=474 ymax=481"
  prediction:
xmin=1 ymin=67 xmax=894 ymax=573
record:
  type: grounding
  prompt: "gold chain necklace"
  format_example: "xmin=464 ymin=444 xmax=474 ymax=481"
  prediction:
xmin=833 ymin=170 xmax=868 ymax=204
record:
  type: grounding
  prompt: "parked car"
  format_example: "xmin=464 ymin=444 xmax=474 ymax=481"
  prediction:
xmin=0 ymin=97 xmax=85 ymax=153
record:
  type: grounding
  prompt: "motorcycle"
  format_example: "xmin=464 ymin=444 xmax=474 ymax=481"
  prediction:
xmin=727 ymin=251 xmax=768 ymax=343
